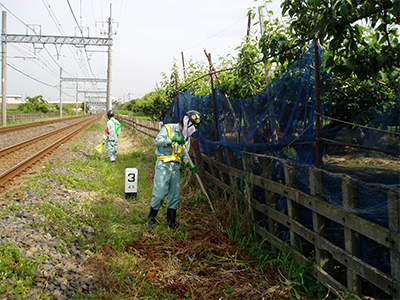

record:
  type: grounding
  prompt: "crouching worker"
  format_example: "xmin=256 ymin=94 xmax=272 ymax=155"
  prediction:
xmin=148 ymin=110 xmax=201 ymax=229
xmin=103 ymin=110 xmax=121 ymax=164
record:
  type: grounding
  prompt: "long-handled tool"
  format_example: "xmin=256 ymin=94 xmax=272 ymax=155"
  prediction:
xmin=182 ymin=145 xmax=215 ymax=213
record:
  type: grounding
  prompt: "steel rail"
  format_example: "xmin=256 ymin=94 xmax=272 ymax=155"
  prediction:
xmin=0 ymin=115 xmax=101 ymax=187
xmin=0 ymin=121 xmax=85 ymax=157
xmin=0 ymin=115 xmax=94 ymax=135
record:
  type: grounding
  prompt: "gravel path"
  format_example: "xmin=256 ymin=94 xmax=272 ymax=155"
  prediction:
xmin=0 ymin=119 xmax=84 ymax=150
xmin=0 ymin=117 xmax=106 ymax=300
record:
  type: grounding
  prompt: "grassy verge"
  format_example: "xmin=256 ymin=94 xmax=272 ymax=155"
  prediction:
xmin=0 ymin=121 xmax=356 ymax=299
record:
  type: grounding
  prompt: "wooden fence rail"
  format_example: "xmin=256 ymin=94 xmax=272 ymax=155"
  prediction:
xmin=197 ymin=147 xmax=400 ymax=299
xmin=119 ymin=117 xmax=400 ymax=299
xmin=118 ymin=116 xmax=162 ymax=138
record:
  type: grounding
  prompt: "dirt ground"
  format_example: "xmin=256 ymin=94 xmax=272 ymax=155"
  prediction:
xmin=83 ymin=129 xmax=307 ymax=299
xmin=324 ymin=149 xmax=400 ymax=187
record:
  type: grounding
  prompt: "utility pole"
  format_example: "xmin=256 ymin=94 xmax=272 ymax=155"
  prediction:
xmin=77 ymin=90 xmax=106 ymax=115
xmin=2 ymin=10 xmax=112 ymax=124
xmin=106 ymin=4 xmax=113 ymax=112
xmin=59 ymin=67 xmax=63 ymax=118
xmin=1 ymin=11 xmax=7 ymax=126
xmin=75 ymin=83 xmax=79 ymax=116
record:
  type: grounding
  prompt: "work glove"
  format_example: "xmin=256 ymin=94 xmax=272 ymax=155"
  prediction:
xmin=186 ymin=162 xmax=198 ymax=174
xmin=172 ymin=136 xmax=185 ymax=145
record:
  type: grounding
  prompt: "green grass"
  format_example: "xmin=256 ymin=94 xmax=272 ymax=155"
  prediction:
xmin=0 ymin=243 xmax=51 ymax=299
xmin=4 ymin=121 xmax=356 ymax=300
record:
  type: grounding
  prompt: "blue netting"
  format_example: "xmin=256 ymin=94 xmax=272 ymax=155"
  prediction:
xmin=163 ymin=41 xmax=398 ymax=297
xmin=164 ymin=42 xmax=332 ymax=165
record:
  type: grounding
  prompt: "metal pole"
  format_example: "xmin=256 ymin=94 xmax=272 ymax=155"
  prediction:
xmin=106 ymin=4 xmax=113 ymax=112
xmin=314 ymin=10 xmax=322 ymax=169
xmin=175 ymin=72 xmax=179 ymax=121
xmin=1 ymin=11 xmax=7 ymax=127
xmin=315 ymin=37 xmax=321 ymax=168
xmin=84 ymin=92 xmax=86 ymax=115
xmin=59 ymin=67 xmax=63 ymax=118
xmin=204 ymin=49 xmax=238 ymax=141
xmin=208 ymin=53 xmax=219 ymax=141
xmin=246 ymin=13 xmax=251 ymax=41
xmin=181 ymin=51 xmax=186 ymax=82
xmin=76 ymin=83 xmax=78 ymax=116
xmin=258 ymin=7 xmax=277 ymax=142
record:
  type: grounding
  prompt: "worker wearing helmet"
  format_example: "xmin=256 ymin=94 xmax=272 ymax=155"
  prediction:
xmin=102 ymin=109 xmax=121 ymax=164
xmin=148 ymin=110 xmax=201 ymax=229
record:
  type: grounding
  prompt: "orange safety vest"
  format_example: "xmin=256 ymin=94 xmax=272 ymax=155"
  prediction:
xmin=157 ymin=125 xmax=183 ymax=163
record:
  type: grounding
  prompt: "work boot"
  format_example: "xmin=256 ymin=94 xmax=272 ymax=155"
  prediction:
xmin=148 ymin=207 xmax=158 ymax=228
xmin=167 ymin=208 xmax=177 ymax=230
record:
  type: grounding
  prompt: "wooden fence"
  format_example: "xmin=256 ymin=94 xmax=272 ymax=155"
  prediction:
xmin=119 ymin=116 xmax=400 ymax=299
xmin=118 ymin=115 xmax=162 ymax=138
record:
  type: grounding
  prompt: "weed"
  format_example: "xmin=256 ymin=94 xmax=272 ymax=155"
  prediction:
xmin=22 ymin=178 xmax=50 ymax=196
xmin=2 ymin=203 xmax=22 ymax=216
xmin=225 ymin=283 xmax=233 ymax=294
xmin=0 ymin=243 xmax=51 ymax=299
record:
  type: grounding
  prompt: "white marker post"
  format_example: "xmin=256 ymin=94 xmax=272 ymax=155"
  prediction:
xmin=125 ymin=168 xmax=138 ymax=199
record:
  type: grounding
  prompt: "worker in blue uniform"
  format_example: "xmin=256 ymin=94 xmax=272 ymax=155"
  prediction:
xmin=103 ymin=110 xmax=121 ymax=164
xmin=148 ymin=110 xmax=201 ymax=229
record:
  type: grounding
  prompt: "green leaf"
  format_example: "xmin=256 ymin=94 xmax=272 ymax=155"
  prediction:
xmin=376 ymin=54 xmax=387 ymax=65
xmin=344 ymin=57 xmax=356 ymax=70
xmin=393 ymin=0 xmax=400 ymax=22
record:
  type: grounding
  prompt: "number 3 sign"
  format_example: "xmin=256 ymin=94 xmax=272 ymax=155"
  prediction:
xmin=125 ymin=168 xmax=138 ymax=198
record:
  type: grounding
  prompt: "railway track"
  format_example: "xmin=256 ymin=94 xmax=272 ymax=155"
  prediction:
xmin=0 ymin=114 xmax=103 ymax=188
xmin=0 ymin=115 xmax=92 ymax=135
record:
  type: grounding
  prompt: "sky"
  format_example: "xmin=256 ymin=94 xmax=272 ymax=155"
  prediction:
xmin=0 ymin=0 xmax=283 ymax=104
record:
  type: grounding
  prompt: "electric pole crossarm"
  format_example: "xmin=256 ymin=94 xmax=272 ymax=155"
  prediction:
xmin=77 ymin=90 xmax=107 ymax=94
xmin=61 ymin=77 xmax=107 ymax=83
xmin=3 ymin=34 xmax=112 ymax=46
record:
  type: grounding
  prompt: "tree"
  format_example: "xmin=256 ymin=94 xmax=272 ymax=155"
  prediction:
xmin=138 ymin=88 xmax=169 ymax=121
xmin=18 ymin=95 xmax=50 ymax=113
xmin=218 ymin=36 xmax=266 ymax=99
xmin=259 ymin=0 xmax=400 ymax=120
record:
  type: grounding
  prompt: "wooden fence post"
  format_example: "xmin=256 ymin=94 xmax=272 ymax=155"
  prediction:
xmin=284 ymin=162 xmax=300 ymax=251
xmin=242 ymin=152 xmax=254 ymax=222
xmin=215 ymin=146 xmax=230 ymax=204
xmin=388 ymin=190 xmax=400 ymax=299
xmin=309 ymin=167 xmax=329 ymax=272
xmin=192 ymin=138 xmax=206 ymax=184
xmin=260 ymin=156 xmax=277 ymax=253
xmin=216 ymin=146 xmax=230 ymax=185
xmin=226 ymin=148 xmax=239 ymax=205
xmin=342 ymin=176 xmax=362 ymax=296
xmin=208 ymin=148 xmax=221 ymax=181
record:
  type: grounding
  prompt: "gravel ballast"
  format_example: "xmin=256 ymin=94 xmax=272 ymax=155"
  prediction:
xmin=0 ymin=119 xmax=106 ymax=300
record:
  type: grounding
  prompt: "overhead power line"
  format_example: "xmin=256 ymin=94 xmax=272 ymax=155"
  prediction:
xmin=0 ymin=2 xmax=63 ymax=71
xmin=41 ymin=0 xmax=97 ymax=79
xmin=66 ymin=0 xmax=84 ymax=36
xmin=184 ymin=15 xmax=248 ymax=52
xmin=7 ymin=62 xmax=75 ymax=98
xmin=8 ymin=62 xmax=57 ymax=88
